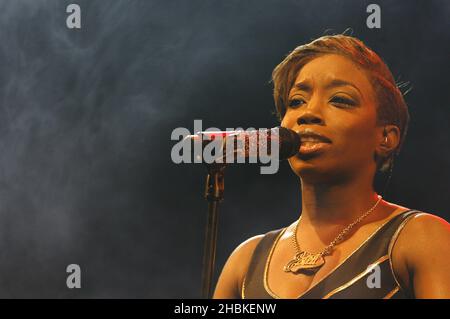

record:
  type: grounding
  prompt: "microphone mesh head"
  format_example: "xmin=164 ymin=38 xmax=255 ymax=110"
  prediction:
xmin=276 ymin=126 xmax=301 ymax=160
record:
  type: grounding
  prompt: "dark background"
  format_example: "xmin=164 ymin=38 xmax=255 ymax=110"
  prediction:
xmin=0 ymin=0 xmax=448 ymax=298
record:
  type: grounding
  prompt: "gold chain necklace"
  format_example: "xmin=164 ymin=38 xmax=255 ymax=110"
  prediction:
xmin=284 ymin=194 xmax=383 ymax=274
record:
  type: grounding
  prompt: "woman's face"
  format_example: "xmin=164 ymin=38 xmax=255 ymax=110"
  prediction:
xmin=281 ymin=54 xmax=383 ymax=183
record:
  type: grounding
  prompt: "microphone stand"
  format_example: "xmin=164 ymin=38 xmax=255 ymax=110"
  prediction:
xmin=201 ymin=162 xmax=226 ymax=299
xmin=196 ymin=127 xmax=299 ymax=298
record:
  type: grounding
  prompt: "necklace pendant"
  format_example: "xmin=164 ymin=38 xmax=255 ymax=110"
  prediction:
xmin=284 ymin=251 xmax=325 ymax=274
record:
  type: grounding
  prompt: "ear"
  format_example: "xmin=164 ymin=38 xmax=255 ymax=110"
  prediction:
xmin=376 ymin=124 xmax=401 ymax=158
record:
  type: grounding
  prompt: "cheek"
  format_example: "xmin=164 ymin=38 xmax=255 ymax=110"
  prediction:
xmin=336 ymin=116 xmax=377 ymax=159
xmin=281 ymin=111 xmax=296 ymax=128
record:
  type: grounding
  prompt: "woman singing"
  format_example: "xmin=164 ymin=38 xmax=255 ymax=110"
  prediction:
xmin=213 ymin=35 xmax=450 ymax=299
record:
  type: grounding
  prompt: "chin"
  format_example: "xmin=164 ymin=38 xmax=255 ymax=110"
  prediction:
xmin=288 ymin=156 xmax=351 ymax=184
xmin=290 ymin=157 xmax=327 ymax=180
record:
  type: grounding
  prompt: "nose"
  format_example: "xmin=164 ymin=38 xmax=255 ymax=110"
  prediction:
xmin=296 ymin=98 xmax=325 ymax=126
xmin=297 ymin=112 xmax=324 ymax=125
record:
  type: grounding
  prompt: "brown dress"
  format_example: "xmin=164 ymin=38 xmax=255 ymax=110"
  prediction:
xmin=242 ymin=210 xmax=420 ymax=299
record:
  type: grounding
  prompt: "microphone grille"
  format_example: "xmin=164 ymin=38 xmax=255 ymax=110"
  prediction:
xmin=276 ymin=126 xmax=301 ymax=160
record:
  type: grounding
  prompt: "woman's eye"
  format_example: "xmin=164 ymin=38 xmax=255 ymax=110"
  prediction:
xmin=330 ymin=96 xmax=356 ymax=107
xmin=288 ymin=98 xmax=306 ymax=108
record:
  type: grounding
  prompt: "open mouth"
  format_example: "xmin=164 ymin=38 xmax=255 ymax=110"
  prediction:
xmin=299 ymin=133 xmax=332 ymax=143
xmin=299 ymin=140 xmax=331 ymax=154
xmin=296 ymin=130 xmax=332 ymax=156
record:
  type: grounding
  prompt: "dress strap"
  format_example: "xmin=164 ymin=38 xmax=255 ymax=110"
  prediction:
xmin=302 ymin=209 xmax=421 ymax=299
xmin=242 ymin=228 xmax=284 ymax=299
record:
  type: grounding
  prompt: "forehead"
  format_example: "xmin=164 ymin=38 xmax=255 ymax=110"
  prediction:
xmin=291 ymin=54 xmax=375 ymax=99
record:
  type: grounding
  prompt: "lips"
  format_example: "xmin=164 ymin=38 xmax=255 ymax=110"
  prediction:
xmin=296 ymin=129 xmax=332 ymax=156
xmin=298 ymin=130 xmax=332 ymax=144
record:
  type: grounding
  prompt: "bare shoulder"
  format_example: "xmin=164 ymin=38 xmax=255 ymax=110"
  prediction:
xmin=213 ymin=234 xmax=264 ymax=299
xmin=235 ymin=234 xmax=265 ymax=257
xmin=394 ymin=212 xmax=450 ymax=257
xmin=396 ymin=212 xmax=450 ymax=247
xmin=391 ymin=211 xmax=450 ymax=297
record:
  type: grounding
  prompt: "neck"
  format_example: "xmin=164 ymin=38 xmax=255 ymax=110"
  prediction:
xmin=299 ymin=171 xmax=380 ymax=226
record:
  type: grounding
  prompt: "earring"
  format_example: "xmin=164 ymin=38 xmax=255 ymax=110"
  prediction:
xmin=383 ymin=127 xmax=388 ymax=145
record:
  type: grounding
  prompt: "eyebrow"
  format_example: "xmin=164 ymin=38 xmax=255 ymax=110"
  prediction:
xmin=327 ymin=79 xmax=362 ymax=96
xmin=293 ymin=82 xmax=312 ymax=92
xmin=292 ymin=79 xmax=362 ymax=96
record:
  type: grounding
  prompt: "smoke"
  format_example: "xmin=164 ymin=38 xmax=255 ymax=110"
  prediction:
xmin=0 ymin=0 xmax=448 ymax=298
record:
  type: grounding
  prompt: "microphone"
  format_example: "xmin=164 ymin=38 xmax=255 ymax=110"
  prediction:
xmin=184 ymin=126 xmax=300 ymax=163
